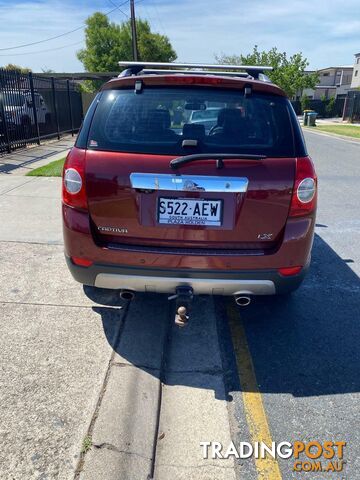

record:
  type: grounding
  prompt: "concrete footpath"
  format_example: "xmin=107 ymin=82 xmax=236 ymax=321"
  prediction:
xmin=0 ymin=176 xmax=122 ymax=479
xmin=0 ymin=136 xmax=74 ymax=175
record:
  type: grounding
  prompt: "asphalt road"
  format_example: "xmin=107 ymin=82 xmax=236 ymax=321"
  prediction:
xmin=222 ymin=129 xmax=360 ymax=479
xmin=0 ymin=130 xmax=359 ymax=479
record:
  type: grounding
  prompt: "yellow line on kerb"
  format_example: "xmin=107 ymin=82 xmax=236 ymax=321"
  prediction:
xmin=226 ymin=301 xmax=282 ymax=480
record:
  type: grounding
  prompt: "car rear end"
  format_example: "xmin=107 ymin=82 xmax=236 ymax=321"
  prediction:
xmin=62 ymin=68 xmax=316 ymax=298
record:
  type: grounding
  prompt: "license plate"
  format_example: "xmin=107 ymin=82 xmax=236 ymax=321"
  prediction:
xmin=158 ymin=197 xmax=222 ymax=226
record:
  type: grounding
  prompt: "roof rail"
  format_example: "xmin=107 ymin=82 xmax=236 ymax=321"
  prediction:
xmin=118 ymin=61 xmax=273 ymax=80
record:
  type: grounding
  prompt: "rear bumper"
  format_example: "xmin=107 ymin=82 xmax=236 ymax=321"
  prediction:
xmin=63 ymin=203 xmax=314 ymax=296
xmin=65 ymin=256 xmax=308 ymax=295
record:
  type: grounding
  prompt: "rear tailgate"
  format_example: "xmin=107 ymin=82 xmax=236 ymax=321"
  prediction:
xmin=84 ymin=81 xmax=299 ymax=251
xmin=86 ymin=151 xmax=295 ymax=251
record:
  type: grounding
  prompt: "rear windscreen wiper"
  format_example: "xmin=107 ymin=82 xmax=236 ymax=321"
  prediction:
xmin=170 ymin=153 xmax=267 ymax=169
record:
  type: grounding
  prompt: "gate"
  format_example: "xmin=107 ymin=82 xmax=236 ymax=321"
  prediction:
xmin=343 ymin=91 xmax=360 ymax=123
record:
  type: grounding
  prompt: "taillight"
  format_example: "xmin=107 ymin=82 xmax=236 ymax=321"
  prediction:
xmin=278 ymin=266 xmax=302 ymax=276
xmin=62 ymin=148 xmax=87 ymax=210
xmin=289 ymin=156 xmax=317 ymax=217
xmin=71 ymin=256 xmax=93 ymax=267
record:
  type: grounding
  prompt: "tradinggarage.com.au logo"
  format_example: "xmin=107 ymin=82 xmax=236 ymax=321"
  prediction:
xmin=200 ymin=441 xmax=346 ymax=473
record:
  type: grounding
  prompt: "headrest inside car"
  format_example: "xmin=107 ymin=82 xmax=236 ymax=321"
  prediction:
xmin=147 ymin=109 xmax=171 ymax=130
xmin=217 ymin=108 xmax=243 ymax=127
xmin=182 ymin=123 xmax=206 ymax=139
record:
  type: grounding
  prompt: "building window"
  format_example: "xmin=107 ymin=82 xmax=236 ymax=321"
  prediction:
xmin=357 ymin=58 xmax=360 ymax=64
xmin=355 ymin=70 xmax=358 ymax=77
xmin=322 ymin=72 xmax=330 ymax=76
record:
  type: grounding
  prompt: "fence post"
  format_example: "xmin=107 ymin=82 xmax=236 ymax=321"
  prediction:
xmin=349 ymin=96 xmax=355 ymax=124
xmin=28 ymin=72 xmax=40 ymax=145
xmin=354 ymin=93 xmax=360 ymax=123
xmin=0 ymin=96 xmax=11 ymax=153
xmin=66 ymin=80 xmax=74 ymax=136
xmin=342 ymin=97 xmax=348 ymax=121
xmin=51 ymin=77 xmax=60 ymax=140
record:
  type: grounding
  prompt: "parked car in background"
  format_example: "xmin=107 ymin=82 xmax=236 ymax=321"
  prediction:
xmin=62 ymin=62 xmax=317 ymax=310
xmin=189 ymin=107 xmax=221 ymax=133
xmin=1 ymin=90 xmax=51 ymax=135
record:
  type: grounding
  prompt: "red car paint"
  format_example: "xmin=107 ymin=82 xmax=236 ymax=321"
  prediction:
xmin=62 ymin=73 xmax=317 ymax=296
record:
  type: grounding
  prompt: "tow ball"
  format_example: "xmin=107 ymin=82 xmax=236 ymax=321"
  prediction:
xmin=168 ymin=286 xmax=194 ymax=327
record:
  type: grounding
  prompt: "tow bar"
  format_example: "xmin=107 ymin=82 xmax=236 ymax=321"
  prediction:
xmin=168 ymin=286 xmax=194 ymax=327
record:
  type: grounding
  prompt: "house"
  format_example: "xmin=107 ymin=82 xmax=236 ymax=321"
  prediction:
xmin=350 ymin=53 xmax=360 ymax=89
xmin=301 ymin=66 xmax=353 ymax=100
xmin=315 ymin=66 xmax=353 ymax=99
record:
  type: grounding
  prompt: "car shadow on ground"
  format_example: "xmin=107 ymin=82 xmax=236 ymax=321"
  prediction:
xmin=219 ymin=233 xmax=360 ymax=398
xmin=84 ymin=233 xmax=360 ymax=399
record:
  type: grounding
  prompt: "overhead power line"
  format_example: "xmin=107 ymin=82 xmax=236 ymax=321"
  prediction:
xmin=0 ymin=1 xmax=130 ymax=52
xmin=0 ymin=40 xmax=84 ymax=57
xmin=107 ymin=0 xmax=129 ymax=18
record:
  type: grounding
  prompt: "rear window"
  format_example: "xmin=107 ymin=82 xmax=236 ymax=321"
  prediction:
xmin=87 ymin=87 xmax=296 ymax=157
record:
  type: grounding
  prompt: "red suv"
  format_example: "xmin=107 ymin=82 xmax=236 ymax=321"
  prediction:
xmin=62 ymin=62 xmax=317 ymax=306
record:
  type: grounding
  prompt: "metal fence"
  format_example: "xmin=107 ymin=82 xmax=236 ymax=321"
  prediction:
xmin=0 ymin=69 xmax=83 ymax=153
xmin=291 ymin=98 xmax=346 ymax=118
xmin=343 ymin=91 xmax=360 ymax=123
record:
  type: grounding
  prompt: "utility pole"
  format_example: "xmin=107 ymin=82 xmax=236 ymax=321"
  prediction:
xmin=130 ymin=0 xmax=139 ymax=61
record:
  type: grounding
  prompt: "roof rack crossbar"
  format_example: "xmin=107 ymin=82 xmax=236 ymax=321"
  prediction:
xmin=118 ymin=61 xmax=273 ymax=80
xmin=141 ymin=69 xmax=250 ymax=77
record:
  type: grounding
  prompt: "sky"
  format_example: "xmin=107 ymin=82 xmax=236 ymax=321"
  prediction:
xmin=0 ymin=0 xmax=359 ymax=72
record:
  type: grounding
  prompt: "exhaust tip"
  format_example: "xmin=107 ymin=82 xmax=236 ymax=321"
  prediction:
xmin=235 ymin=295 xmax=251 ymax=307
xmin=119 ymin=290 xmax=135 ymax=301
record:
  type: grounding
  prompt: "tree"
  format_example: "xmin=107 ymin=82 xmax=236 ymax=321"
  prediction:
xmin=326 ymin=96 xmax=336 ymax=117
xmin=2 ymin=63 xmax=32 ymax=73
xmin=77 ymin=13 xmax=176 ymax=73
xmin=216 ymin=46 xmax=318 ymax=98
xmin=300 ymin=94 xmax=311 ymax=113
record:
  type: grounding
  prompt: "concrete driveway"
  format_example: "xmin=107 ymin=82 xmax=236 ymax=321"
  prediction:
xmin=0 ymin=129 xmax=359 ymax=480
xmin=0 ymin=176 xmax=235 ymax=480
xmin=0 ymin=177 xmax=123 ymax=479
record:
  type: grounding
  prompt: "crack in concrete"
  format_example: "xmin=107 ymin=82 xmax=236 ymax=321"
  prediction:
xmin=0 ymin=300 xmax=123 ymax=310
xmin=93 ymin=442 xmax=152 ymax=461
xmin=0 ymin=177 xmax=37 ymax=196
xmin=0 ymin=240 xmax=63 ymax=245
